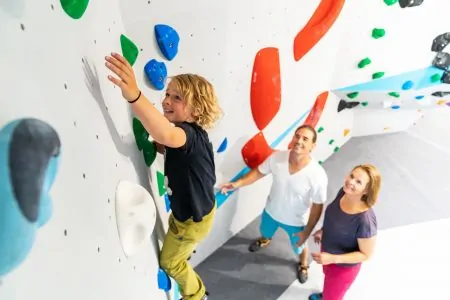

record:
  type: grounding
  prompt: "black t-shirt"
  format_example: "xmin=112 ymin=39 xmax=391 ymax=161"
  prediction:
xmin=164 ymin=122 xmax=216 ymax=222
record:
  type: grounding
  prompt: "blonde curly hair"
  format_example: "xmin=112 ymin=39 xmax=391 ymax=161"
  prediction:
xmin=168 ymin=74 xmax=222 ymax=130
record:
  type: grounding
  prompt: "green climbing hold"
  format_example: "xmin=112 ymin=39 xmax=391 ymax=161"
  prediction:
xmin=358 ymin=57 xmax=371 ymax=69
xmin=430 ymin=73 xmax=441 ymax=82
xmin=132 ymin=117 xmax=149 ymax=151
xmin=388 ymin=92 xmax=400 ymax=98
xmin=372 ymin=28 xmax=385 ymax=39
xmin=142 ymin=141 xmax=157 ymax=167
xmin=334 ymin=146 xmax=340 ymax=153
xmin=318 ymin=160 xmax=323 ymax=165
xmin=347 ymin=92 xmax=359 ymax=99
xmin=361 ymin=102 xmax=368 ymax=107
xmin=156 ymin=171 xmax=166 ymax=196
xmin=120 ymin=34 xmax=139 ymax=66
xmin=318 ymin=127 xmax=324 ymax=133
xmin=328 ymin=139 xmax=335 ymax=145
xmin=372 ymin=72 xmax=385 ymax=79
xmin=384 ymin=0 xmax=398 ymax=5
xmin=60 ymin=0 xmax=89 ymax=19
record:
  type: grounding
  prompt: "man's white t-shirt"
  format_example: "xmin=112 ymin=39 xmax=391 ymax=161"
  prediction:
xmin=258 ymin=150 xmax=328 ymax=227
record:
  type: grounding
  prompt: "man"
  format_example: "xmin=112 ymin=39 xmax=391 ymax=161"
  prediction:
xmin=220 ymin=125 xmax=328 ymax=283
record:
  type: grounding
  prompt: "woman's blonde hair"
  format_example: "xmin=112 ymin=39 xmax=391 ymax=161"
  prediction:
xmin=169 ymin=74 xmax=222 ymax=130
xmin=353 ymin=164 xmax=381 ymax=208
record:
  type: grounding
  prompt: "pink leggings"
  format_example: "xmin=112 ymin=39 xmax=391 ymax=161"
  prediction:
xmin=322 ymin=263 xmax=361 ymax=300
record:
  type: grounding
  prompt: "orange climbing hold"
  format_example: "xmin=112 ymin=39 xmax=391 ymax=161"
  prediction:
xmin=250 ymin=47 xmax=282 ymax=131
xmin=343 ymin=128 xmax=350 ymax=137
xmin=241 ymin=132 xmax=274 ymax=169
xmin=293 ymin=0 xmax=346 ymax=61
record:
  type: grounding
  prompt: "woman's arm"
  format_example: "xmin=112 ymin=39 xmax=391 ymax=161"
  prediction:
xmin=333 ymin=236 xmax=377 ymax=264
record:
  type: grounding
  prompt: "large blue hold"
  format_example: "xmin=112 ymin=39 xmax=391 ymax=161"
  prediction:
xmin=154 ymin=24 xmax=180 ymax=61
xmin=144 ymin=59 xmax=167 ymax=90
xmin=0 ymin=118 xmax=61 ymax=276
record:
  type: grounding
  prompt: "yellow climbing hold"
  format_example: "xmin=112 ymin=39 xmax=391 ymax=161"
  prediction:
xmin=383 ymin=127 xmax=390 ymax=131
xmin=436 ymin=99 xmax=446 ymax=105
xmin=343 ymin=129 xmax=350 ymax=137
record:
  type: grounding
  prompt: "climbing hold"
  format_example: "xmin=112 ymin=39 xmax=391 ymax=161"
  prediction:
xmin=217 ymin=138 xmax=228 ymax=153
xmin=120 ymin=34 xmax=139 ymax=66
xmin=250 ymin=47 xmax=281 ymax=131
xmin=241 ymin=132 xmax=274 ymax=169
xmin=388 ymin=92 xmax=400 ymax=98
xmin=372 ymin=28 xmax=385 ymax=39
xmin=303 ymin=92 xmax=328 ymax=128
xmin=154 ymin=24 xmax=180 ymax=61
xmin=415 ymin=95 xmax=425 ymax=99
xmin=383 ymin=127 xmax=390 ymax=131
xmin=318 ymin=161 xmax=323 ymax=165
xmin=163 ymin=194 xmax=171 ymax=212
xmin=436 ymin=99 xmax=446 ymax=105
xmin=399 ymin=0 xmax=424 ymax=8
xmin=343 ymin=129 xmax=350 ymax=137
xmin=372 ymin=72 xmax=385 ymax=79
xmin=328 ymin=139 xmax=335 ymax=145
xmin=60 ymin=0 xmax=89 ymax=19
xmin=318 ymin=127 xmax=324 ymax=133
xmin=431 ymin=91 xmax=450 ymax=97
xmin=115 ymin=181 xmax=156 ymax=257
xmin=0 ymin=118 xmax=61 ymax=276
xmin=337 ymin=99 xmax=360 ymax=112
xmin=156 ymin=171 xmax=166 ymax=196
xmin=347 ymin=92 xmax=359 ymax=99
xmin=333 ymin=146 xmax=340 ymax=153
xmin=430 ymin=73 xmax=442 ymax=83
xmin=401 ymin=80 xmax=414 ymax=90
xmin=144 ymin=59 xmax=167 ymax=90
xmin=132 ymin=118 xmax=149 ymax=151
xmin=391 ymin=105 xmax=401 ymax=109
xmin=361 ymin=102 xmax=368 ymax=107
xmin=142 ymin=141 xmax=157 ymax=167
xmin=431 ymin=33 xmax=450 ymax=52
xmin=157 ymin=268 xmax=172 ymax=291
xmin=384 ymin=0 xmax=398 ymax=5
xmin=446 ymin=102 xmax=450 ymax=107
xmin=358 ymin=57 xmax=371 ymax=69
xmin=441 ymin=71 xmax=450 ymax=84
xmin=432 ymin=52 xmax=450 ymax=70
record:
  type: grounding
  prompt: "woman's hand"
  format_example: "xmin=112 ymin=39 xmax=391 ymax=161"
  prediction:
xmin=105 ymin=52 xmax=140 ymax=102
xmin=311 ymin=252 xmax=336 ymax=265
xmin=313 ymin=229 xmax=323 ymax=244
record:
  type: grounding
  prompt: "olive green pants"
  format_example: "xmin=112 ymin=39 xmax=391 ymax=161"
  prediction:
xmin=159 ymin=206 xmax=216 ymax=300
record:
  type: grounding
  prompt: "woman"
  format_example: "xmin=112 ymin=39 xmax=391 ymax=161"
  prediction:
xmin=308 ymin=164 xmax=381 ymax=300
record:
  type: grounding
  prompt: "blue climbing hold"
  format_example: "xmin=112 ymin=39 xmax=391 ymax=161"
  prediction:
xmin=144 ymin=59 xmax=167 ymax=90
xmin=391 ymin=105 xmax=401 ymax=109
xmin=157 ymin=268 xmax=172 ymax=291
xmin=217 ymin=138 xmax=228 ymax=153
xmin=155 ymin=24 xmax=180 ymax=61
xmin=402 ymin=80 xmax=414 ymax=90
xmin=0 ymin=118 xmax=61 ymax=276
xmin=415 ymin=95 xmax=424 ymax=100
xmin=164 ymin=194 xmax=171 ymax=213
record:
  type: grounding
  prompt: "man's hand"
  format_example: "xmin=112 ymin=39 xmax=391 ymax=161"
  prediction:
xmin=220 ymin=182 xmax=238 ymax=195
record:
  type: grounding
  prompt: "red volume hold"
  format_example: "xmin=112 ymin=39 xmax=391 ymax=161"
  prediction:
xmin=241 ymin=132 xmax=274 ymax=169
xmin=250 ymin=47 xmax=282 ymax=131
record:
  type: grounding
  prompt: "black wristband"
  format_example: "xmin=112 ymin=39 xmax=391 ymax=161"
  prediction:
xmin=128 ymin=91 xmax=141 ymax=104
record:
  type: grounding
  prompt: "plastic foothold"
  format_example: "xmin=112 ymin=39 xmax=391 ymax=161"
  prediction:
xmin=415 ymin=95 xmax=424 ymax=99
xmin=343 ymin=129 xmax=350 ymax=137
xmin=431 ymin=33 xmax=450 ymax=52
xmin=430 ymin=73 xmax=442 ymax=83
xmin=133 ymin=117 xmax=149 ymax=151
xmin=333 ymin=146 xmax=340 ymax=153
xmin=402 ymin=80 xmax=414 ymax=90
xmin=347 ymin=92 xmax=359 ymax=99
xmin=328 ymin=139 xmax=335 ymax=145
xmin=157 ymin=268 xmax=172 ymax=291
xmin=384 ymin=0 xmax=398 ymax=5
xmin=372 ymin=72 xmax=385 ymax=79
xmin=318 ymin=127 xmax=324 ymax=133
xmin=372 ymin=28 xmax=385 ymax=39
xmin=154 ymin=24 xmax=180 ymax=61
xmin=60 ymin=0 xmax=89 ymax=19
xmin=358 ymin=58 xmax=371 ymax=69
xmin=163 ymin=194 xmax=171 ymax=213
xmin=391 ymin=105 xmax=401 ymax=109
xmin=0 ymin=118 xmax=61 ymax=276
xmin=120 ymin=34 xmax=139 ymax=66
xmin=388 ymin=92 xmax=400 ymax=98
xmin=142 ymin=141 xmax=157 ymax=167
xmin=318 ymin=161 xmax=323 ymax=165
xmin=441 ymin=71 xmax=450 ymax=84
xmin=241 ymin=132 xmax=274 ymax=169
xmin=383 ymin=127 xmax=390 ymax=131
xmin=338 ymin=99 xmax=360 ymax=112
xmin=446 ymin=102 xmax=450 ymax=107
xmin=431 ymin=91 xmax=450 ymax=97
xmin=436 ymin=100 xmax=447 ymax=105
xmin=217 ymin=138 xmax=228 ymax=153
xmin=399 ymin=0 xmax=424 ymax=8
xmin=156 ymin=171 xmax=166 ymax=196
xmin=361 ymin=102 xmax=368 ymax=107
xmin=432 ymin=52 xmax=450 ymax=70
xmin=144 ymin=59 xmax=167 ymax=90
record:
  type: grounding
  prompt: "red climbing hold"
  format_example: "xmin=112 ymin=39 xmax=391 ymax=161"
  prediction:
xmin=293 ymin=0 xmax=345 ymax=61
xmin=241 ymin=132 xmax=274 ymax=169
xmin=250 ymin=47 xmax=281 ymax=131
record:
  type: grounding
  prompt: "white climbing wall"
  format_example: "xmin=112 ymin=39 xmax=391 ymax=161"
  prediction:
xmin=1 ymin=0 xmax=448 ymax=300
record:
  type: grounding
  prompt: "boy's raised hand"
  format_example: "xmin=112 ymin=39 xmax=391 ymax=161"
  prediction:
xmin=105 ymin=52 xmax=140 ymax=102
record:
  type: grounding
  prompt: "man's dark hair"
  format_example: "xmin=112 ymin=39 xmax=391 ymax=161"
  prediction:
xmin=295 ymin=124 xmax=317 ymax=143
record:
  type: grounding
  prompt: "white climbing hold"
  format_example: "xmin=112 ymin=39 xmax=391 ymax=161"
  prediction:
xmin=115 ymin=180 xmax=157 ymax=257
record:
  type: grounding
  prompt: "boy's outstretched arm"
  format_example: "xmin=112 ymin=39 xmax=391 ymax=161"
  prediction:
xmin=105 ymin=52 xmax=185 ymax=148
